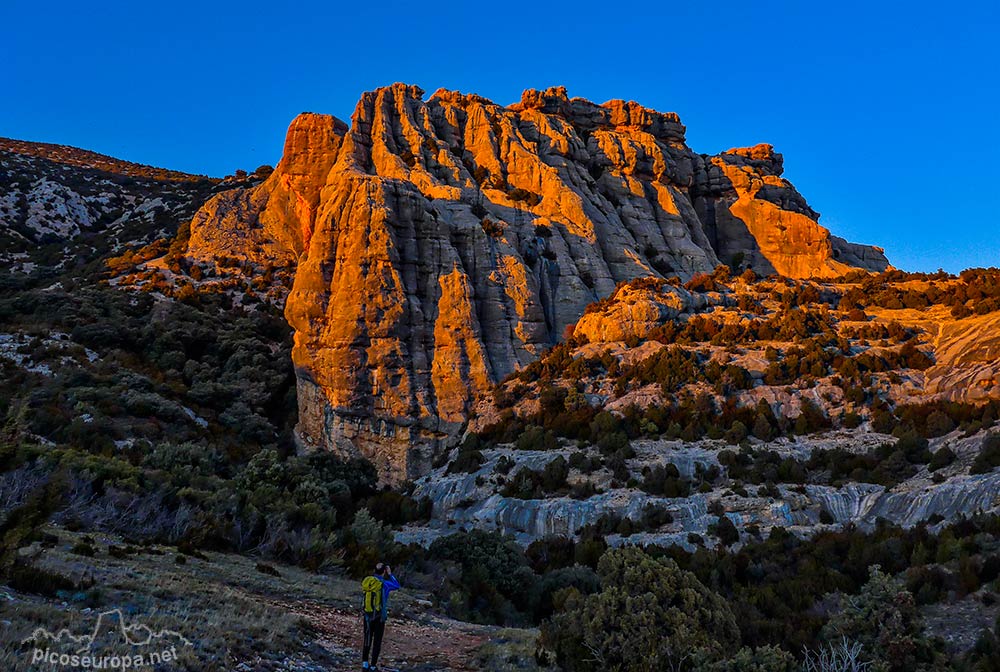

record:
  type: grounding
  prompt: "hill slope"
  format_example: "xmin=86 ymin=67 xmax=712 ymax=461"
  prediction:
xmin=0 ymin=138 xmax=220 ymax=273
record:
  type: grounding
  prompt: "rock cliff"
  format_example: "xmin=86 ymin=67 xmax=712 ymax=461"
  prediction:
xmin=186 ymin=113 xmax=347 ymax=267
xmin=184 ymin=84 xmax=889 ymax=479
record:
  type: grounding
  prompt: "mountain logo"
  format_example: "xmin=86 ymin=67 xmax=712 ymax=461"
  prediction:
xmin=23 ymin=609 xmax=191 ymax=669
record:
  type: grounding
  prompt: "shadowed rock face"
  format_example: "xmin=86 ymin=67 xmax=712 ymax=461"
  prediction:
xmin=400 ymin=432 xmax=1000 ymax=549
xmin=185 ymin=84 xmax=889 ymax=480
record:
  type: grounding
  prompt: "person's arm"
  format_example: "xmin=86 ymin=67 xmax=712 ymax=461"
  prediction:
xmin=382 ymin=573 xmax=401 ymax=592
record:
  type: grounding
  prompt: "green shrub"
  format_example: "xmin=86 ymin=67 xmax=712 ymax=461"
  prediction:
xmin=365 ymin=490 xmax=432 ymax=525
xmin=715 ymin=515 xmax=740 ymax=546
xmin=640 ymin=464 xmax=691 ymax=498
xmin=820 ymin=565 xmax=944 ymax=671
xmin=543 ymin=547 xmax=740 ymax=671
xmin=971 ymin=434 xmax=1000 ymax=474
xmin=842 ymin=411 xmax=862 ymax=429
xmin=0 ymin=475 xmax=65 ymax=578
xmin=447 ymin=448 xmax=485 ymax=474
xmin=700 ymin=645 xmax=797 ymax=671
xmin=640 ymin=503 xmax=673 ymax=529
xmin=71 ymin=541 xmax=97 ymax=557
xmin=928 ymin=447 xmax=956 ymax=472
xmin=525 ymin=536 xmax=576 ymax=573
xmin=428 ymin=530 xmax=538 ymax=625
xmin=345 ymin=508 xmax=398 ymax=576
xmin=533 ymin=565 xmax=600 ymax=621
xmin=573 ymin=535 xmax=607 ymax=569
xmin=516 ymin=426 xmax=559 ymax=451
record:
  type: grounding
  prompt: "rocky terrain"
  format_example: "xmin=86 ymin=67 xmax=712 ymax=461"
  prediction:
xmin=0 ymin=138 xmax=220 ymax=271
xmin=179 ymin=84 xmax=889 ymax=480
xmin=397 ymin=269 xmax=1000 ymax=548
xmin=0 ymin=527 xmax=537 ymax=672
xmin=403 ymin=429 xmax=1000 ymax=548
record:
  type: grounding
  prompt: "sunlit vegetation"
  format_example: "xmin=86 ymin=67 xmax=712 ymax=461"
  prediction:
xmin=475 ymin=268 xmax=1000 ymax=461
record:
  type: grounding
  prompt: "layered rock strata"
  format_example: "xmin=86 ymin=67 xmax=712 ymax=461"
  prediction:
xmin=400 ymin=431 xmax=1000 ymax=547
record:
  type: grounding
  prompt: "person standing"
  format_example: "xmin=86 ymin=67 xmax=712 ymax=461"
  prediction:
xmin=361 ymin=562 xmax=400 ymax=671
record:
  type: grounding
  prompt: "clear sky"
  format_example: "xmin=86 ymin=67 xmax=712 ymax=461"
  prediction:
xmin=3 ymin=0 xmax=998 ymax=272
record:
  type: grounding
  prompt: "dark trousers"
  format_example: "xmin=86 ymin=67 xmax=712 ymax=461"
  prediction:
xmin=362 ymin=615 xmax=385 ymax=665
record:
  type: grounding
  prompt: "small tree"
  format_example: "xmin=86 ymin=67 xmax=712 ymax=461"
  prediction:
xmin=820 ymin=566 xmax=942 ymax=672
xmin=347 ymin=508 xmax=397 ymax=575
xmin=715 ymin=515 xmax=740 ymax=546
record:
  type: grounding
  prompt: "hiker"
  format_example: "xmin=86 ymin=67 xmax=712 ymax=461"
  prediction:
xmin=361 ymin=561 xmax=400 ymax=671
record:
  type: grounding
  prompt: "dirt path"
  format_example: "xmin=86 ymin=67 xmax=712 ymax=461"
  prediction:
xmin=279 ymin=599 xmax=491 ymax=671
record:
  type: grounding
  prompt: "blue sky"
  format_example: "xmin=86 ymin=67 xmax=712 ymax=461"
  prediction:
xmin=3 ymin=0 xmax=998 ymax=272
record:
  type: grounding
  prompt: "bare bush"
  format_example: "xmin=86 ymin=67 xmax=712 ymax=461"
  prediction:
xmin=802 ymin=638 xmax=871 ymax=672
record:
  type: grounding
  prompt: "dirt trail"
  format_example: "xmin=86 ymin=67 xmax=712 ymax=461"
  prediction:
xmin=280 ymin=599 xmax=491 ymax=671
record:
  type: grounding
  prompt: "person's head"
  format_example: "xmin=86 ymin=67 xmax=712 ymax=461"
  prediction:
xmin=374 ymin=562 xmax=388 ymax=576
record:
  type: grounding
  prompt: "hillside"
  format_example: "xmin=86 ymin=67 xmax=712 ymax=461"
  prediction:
xmin=0 ymin=527 xmax=536 ymax=672
xmin=0 ymin=137 xmax=232 ymax=274
xmin=0 ymin=137 xmax=213 ymax=183
xmin=405 ymin=268 xmax=1000 ymax=548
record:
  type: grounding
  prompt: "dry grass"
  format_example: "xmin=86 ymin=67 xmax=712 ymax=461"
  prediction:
xmin=0 ymin=527 xmax=342 ymax=670
xmin=0 ymin=527 xmax=537 ymax=671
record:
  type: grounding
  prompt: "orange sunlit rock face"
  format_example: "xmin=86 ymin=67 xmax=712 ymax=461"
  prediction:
xmin=710 ymin=145 xmax=854 ymax=278
xmin=187 ymin=113 xmax=347 ymax=266
xmin=184 ymin=83 xmax=889 ymax=480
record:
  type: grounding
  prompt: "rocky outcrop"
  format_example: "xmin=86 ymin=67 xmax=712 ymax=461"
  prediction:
xmin=400 ymin=431 xmax=1000 ymax=548
xmin=573 ymin=280 xmax=728 ymax=343
xmin=402 ymin=468 xmax=1000 ymax=548
xmin=186 ymin=113 xmax=348 ymax=267
xmin=923 ymin=311 xmax=1000 ymax=402
xmin=183 ymin=84 xmax=889 ymax=480
xmin=700 ymin=145 xmax=863 ymax=278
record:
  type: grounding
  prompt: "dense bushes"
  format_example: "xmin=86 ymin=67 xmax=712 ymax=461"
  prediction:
xmin=0 ymin=269 xmax=440 ymax=572
xmin=717 ymin=434 xmax=935 ymax=488
xmin=701 ymin=646 xmax=797 ymax=671
xmin=0 ymin=284 xmax=298 ymax=457
xmin=639 ymin=463 xmax=692 ymax=497
xmin=365 ymin=490 xmax=433 ymax=526
xmin=543 ymin=547 xmax=741 ymax=671
xmin=426 ymin=530 xmax=539 ymax=624
xmin=500 ymin=456 xmax=570 ymax=499
xmin=820 ymin=566 xmax=946 ymax=671
xmin=0 ymin=475 xmax=65 ymax=580
xmin=446 ymin=446 xmax=485 ymax=474
xmin=0 ymin=435 xmax=434 ymax=572
xmin=418 ymin=515 xmax=1000 ymax=669
xmin=654 ymin=515 xmax=1000 ymax=657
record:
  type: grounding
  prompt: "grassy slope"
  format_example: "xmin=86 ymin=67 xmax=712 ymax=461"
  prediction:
xmin=0 ymin=527 xmax=541 ymax=672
